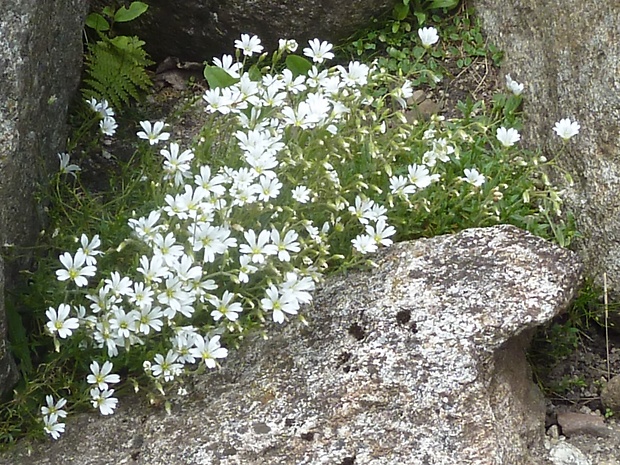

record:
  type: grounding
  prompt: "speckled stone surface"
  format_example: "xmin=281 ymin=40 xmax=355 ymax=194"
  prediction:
xmin=0 ymin=0 xmax=89 ymax=397
xmin=1 ymin=225 xmax=583 ymax=465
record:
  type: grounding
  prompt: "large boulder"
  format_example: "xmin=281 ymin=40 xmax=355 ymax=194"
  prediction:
xmin=93 ymin=0 xmax=398 ymax=62
xmin=471 ymin=0 xmax=620 ymax=295
xmin=0 ymin=225 xmax=583 ymax=464
xmin=0 ymin=0 xmax=89 ymax=395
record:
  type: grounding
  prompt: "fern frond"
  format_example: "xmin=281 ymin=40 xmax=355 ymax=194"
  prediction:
xmin=82 ymin=35 xmax=154 ymax=111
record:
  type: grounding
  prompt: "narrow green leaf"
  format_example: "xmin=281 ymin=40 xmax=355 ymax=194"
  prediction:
xmin=114 ymin=1 xmax=149 ymax=23
xmin=285 ymin=55 xmax=312 ymax=77
xmin=428 ymin=0 xmax=459 ymax=9
xmin=85 ymin=13 xmax=110 ymax=32
xmin=203 ymin=66 xmax=238 ymax=89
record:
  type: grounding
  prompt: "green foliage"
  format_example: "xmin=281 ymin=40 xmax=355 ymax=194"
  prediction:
xmin=344 ymin=6 xmax=503 ymax=89
xmin=82 ymin=2 xmax=153 ymax=111
xmin=285 ymin=55 xmax=313 ymax=77
xmin=390 ymin=0 xmax=459 ymax=33
xmin=529 ymin=280 xmax=604 ymax=395
xmin=443 ymin=10 xmax=504 ymax=68
xmin=203 ymin=66 xmax=238 ymax=89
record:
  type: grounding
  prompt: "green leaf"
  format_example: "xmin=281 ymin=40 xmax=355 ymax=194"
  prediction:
xmin=414 ymin=11 xmax=426 ymax=26
xmin=203 ymin=66 xmax=238 ymax=89
xmin=393 ymin=2 xmax=409 ymax=20
xmin=114 ymin=1 xmax=149 ymax=23
xmin=247 ymin=64 xmax=263 ymax=82
xmin=85 ymin=13 xmax=110 ymax=32
xmin=102 ymin=6 xmax=115 ymax=18
xmin=391 ymin=21 xmax=400 ymax=34
xmin=428 ymin=0 xmax=459 ymax=8
xmin=110 ymin=35 xmax=145 ymax=51
xmin=285 ymin=55 xmax=312 ymax=77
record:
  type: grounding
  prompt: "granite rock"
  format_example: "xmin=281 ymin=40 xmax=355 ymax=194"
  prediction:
xmin=0 ymin=0 xmax=89 ymax=395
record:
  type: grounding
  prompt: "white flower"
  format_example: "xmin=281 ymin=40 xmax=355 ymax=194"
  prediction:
xmin=337 ymin=61 xmax=370 ymax=87
xmin=553 ymin=118 xmax=580 ymax=140
xmin=292 ymin=185 xmax=312 ymax=203
xmin=136 ymin=306 xmax=163 ymax=335
xmin=261 ymin=285 xmax=299 ymax=323
xmin=505 ymin=74 xmax=524 ymax=95
xmin=90 ymin=387 xmax=118 ymax=415
xmin=271 ymin=229 xmax=300 ymax=262
xmin=496 ymin=127 xmax=521 ymax=147
xmin=303 ymin=39 xmax=335 ymax=63
xmin=87 ymin=98 xmax=115 ymax=118
xmin=97 ymin=99 xmax=115 ymax=118
xmin=280 ymin=272 xmax=315 ymax=305
xmin=408 ymin=164 xmax=433 ymax=189
xmin=212 ymin=54 xmax=242 ymax=79
xmin=87 ymin=360 xmax=120 ymax=391
xmin=208 ymin=290 xmax=243 ymax=322
xmin=352 ymin=234 xmax=378 ymax=254
xmin=104 ymin=271 xmax=133 ymax=297
xmin=418 ymin=27 xmax=439 ymax=47
xmin=41 ymin=395 xmax=68 ymax=420
xmin=99 ymin=116 xmax=117 ymax=136
xmin=189 ymin=335 xmax=228 ymax=368
xmin=77 ymin=234 xmax=102 ymax=266
xmin=256 ymin=175 xmax=283 ymax=201
xmin=43 ymin=414 xmax=65 ymax=440
xmin=46 ymin=304 xmax=80 ymax=339
xmin=202 ymin=87 xmax=238 ymax=114
xmin=160 ymin=143 xmax=194 ymax=186
xmin=463 ymin=168 xmax=486 ymax=187
xmin=278 ymin=39 xmax=298 ymax=53
xmin=137 ymin=121 xmax=170 ymax=145
xmin=393 ymin=80 xmax=414 ymax=109
xmin=389 ymin=175 xmax=417 ymax=196
xmin=137 ymin=254 xmax=169 ymax=283
xmin=151 ymin=350 xmax=183 ymax=381
xmin=365 ymin=219 xmax=396 ymax=247
xmin=239 ymin=229 xmax=278 ymax=263
xmin=237 ymin=255 xmax=258 ymax=283
xmin=235 ymin=34 xmax=263 ymax=56
xmin=58 ymin=153 xmax=81 ymax=178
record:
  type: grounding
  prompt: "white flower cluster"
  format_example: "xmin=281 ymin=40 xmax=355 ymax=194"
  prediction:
xmin=87 ymin=97 xmax=117 ymax=137
xmin=47 ymin=31 xmax=580 ymax=441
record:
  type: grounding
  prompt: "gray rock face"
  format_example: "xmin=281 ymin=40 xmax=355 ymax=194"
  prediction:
xmin=0 ymin=225 xmax=583 ymax=464
xmin=471 ymin=0 xmax=620 ymax=295
xmin=98 ymin=0 xmax=397 ymax=62
xmin=0 ymin=0 xmax=89 ymax=395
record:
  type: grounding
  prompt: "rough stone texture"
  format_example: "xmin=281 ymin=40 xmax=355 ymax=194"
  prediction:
xmin=556 ymin=412 xmax=612 ymax=438
xmin=91 ymin=0 xmax=397 ymax=62
xmin=547 ymin=441 xmax=592 ymax=465
xmin=0 ymin=0 xmax=89 ymax=395
xmin=0 ymin=225 xmax=582 ymax=464
xmin=471 ymin=0 xmax=620 ymax=295
xmin=601 ymin=375 xmax=620 ymax=412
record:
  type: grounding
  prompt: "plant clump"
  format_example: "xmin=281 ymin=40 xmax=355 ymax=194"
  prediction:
xmin=1 ymin=21 xmax=580 ymax=447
